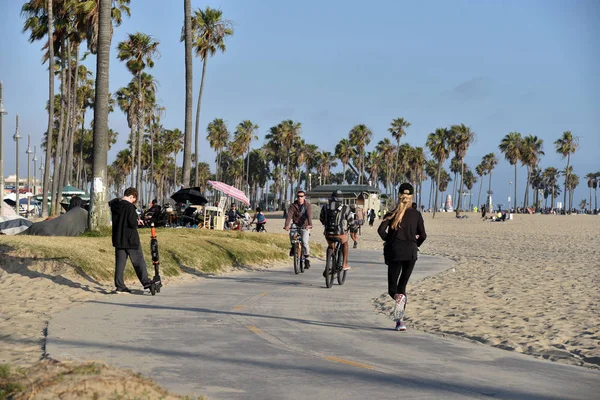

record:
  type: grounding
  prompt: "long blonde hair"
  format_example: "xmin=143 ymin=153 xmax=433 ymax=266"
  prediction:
xmin=386 ymin=194 xmax=413 ymax=229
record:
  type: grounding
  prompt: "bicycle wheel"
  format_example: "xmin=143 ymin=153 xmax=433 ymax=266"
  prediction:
xmin=299 ymin=251 xmax=305 ymax=273
xmin=293 ymin=241 xmax=301 ymax=274
xmin=337 ymin=244 xmax=347 ymax=285
xmin=325 ymin=248 xmax=335 ymax=288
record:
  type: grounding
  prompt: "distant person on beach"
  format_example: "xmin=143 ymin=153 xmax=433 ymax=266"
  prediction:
xmin=377 ymin=183 xmax=427 ymax=331
xmin=109 ymin=187 xmax=155 ymax=293
xmin=368 ymin=209 xmax=376 ymax=226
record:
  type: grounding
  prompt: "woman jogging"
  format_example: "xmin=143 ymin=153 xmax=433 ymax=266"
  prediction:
xmin=377 ymin=183 xmax=427 ymax=331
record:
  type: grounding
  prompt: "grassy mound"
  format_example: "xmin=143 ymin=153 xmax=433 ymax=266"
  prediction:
xmin=0 ymin=360 xmax=203 ymax=400
xmin=0 ymin=228 xmax=323 ymax=282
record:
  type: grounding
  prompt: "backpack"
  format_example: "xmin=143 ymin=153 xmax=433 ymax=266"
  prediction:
xmin=325 ymin=201 xmax=345 ymax=235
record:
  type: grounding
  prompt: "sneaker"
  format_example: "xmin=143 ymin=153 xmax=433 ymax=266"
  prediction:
xmin=115 ymin=287 xmax=131 ymax=293
xmin=393 ymin=294 xmax=406 ymax=320
xmin=304 ymin=259 xmax=310 ymax=269
xmin=323 ymin=269 xmax=327 ymax=278
xmin=289 ymin=247 xmax=294 ymax=257
xmin=343 ymin=264 xmax=351 ymax=271
xmin=394 ymin=320 xmax=407 ymax=331
xmin=353 ymin=241 xmax=357 ymax=249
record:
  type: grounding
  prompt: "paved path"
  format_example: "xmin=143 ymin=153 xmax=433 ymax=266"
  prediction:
xmin=47 ymin=250 xmax=599 ymax=399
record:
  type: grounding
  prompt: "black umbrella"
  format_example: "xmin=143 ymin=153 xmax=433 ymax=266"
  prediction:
xmin=170 ymin=187 xmax=208 ymax=205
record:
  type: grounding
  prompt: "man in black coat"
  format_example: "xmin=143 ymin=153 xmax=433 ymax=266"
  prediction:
xmin=109 ymin=187 xmax=154 ymax=293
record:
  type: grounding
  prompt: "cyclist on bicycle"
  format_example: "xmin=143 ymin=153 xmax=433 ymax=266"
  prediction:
xmin=284 ymin=190 xmax=313 ymax=268
xmin=320 ymin=190 xmax=353 ymax=276
xmin=250 ymin=207 xmax=267 ymax=232
xmin=226 ymin=204 xmax=244 ymax=230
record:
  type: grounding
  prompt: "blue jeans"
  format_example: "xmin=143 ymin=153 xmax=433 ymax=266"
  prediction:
xmin=289 ymin=226 xmax=310 ymax=257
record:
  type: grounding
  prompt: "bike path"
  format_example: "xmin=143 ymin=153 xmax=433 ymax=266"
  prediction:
xmin=47 ymin=250 xmax=599 ymax=399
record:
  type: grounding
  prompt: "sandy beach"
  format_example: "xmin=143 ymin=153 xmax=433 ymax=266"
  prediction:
xmin=0 ymin=211 xmax=598 ymax=396
xmin=367 ymin=212 xmax=600 ymax=369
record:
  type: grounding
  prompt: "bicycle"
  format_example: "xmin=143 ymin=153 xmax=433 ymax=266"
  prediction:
xmin=250 ymin=223 xmax=267 ymax=233
xmin=324 ymin=236 xmax=347 ymax=288
xmin=289 ymin=225 xmax=306 ymax=275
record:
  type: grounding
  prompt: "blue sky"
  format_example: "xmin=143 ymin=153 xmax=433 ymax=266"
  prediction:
xmin=1 ymin=0 xmax=599 ymax=207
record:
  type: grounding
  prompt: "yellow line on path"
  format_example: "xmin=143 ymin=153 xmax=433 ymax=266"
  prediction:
xmin=324 ymin=356 xmax=375 ymax=370
xmin=258 ymin=292 xmax=269 ymax=297
xmin=233 ymin=305 xmax=245 ymax=311
xmin=246 ymin=325 xmax=262 ymax=334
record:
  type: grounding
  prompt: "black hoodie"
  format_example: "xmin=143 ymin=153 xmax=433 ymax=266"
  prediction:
xmin=109 ymin=198 xmax=140 ymax=249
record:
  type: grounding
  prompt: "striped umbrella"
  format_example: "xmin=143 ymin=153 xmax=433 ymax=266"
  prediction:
xmin=208 ymin=181 xmax=250 ymax=206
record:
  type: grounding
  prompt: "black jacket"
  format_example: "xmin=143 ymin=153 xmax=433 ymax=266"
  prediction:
xmin=109 ymin=198 xmax=141 ymax=249
xmin=377 ymin=208 xmax=426 ymax=263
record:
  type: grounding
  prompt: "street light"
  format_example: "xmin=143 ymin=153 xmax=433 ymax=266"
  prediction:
xmin=0 ymin=81 xmax=7 ymax=218
xmin=32 ymin=145 xmax=37 ymax=196
xmin=26 ymin=135 xmax=32 ymax=216
xmin=308 ymin=173 xmax=312 ymax=191
xmin=13 ymin=114 xmax=21 ymax=213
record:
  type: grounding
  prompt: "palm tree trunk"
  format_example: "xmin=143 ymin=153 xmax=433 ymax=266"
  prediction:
xmin=477 ymin=175 xmax=484 ymax=209
xmin=136 ymin=71 xmax=143 ymax=201
xmin=130 ymin=129 xmax=135 ymax=187
xmin=42 ymin=0 xmax=54 ymax=217
xmin=513 ymin=164 xmax=517 ymax=212
xmin=458 ymin=160 xmax=465 ymax=211
xmin=523 ymin=167 xmax=530 ymax=209
xmin=65 ymin=44 xmax=80 ymax=187
xmin=182 ymin=0 xmax=193 ymax=187
xmin=51 ymin=42 xmax=68 ymax=216
xmin=594 ymin=186 xmax=598 ymax=212
xmin=564 ymin=155 xmax=570 ymax=214
xmin=89 ymin=0 xmax=112 ymax=230
xmin=193 ymin=58 xmax=208 ymax=187
xmin=343 ymin=162 xmax=347 ymax=183
xmin=59 ymin=39 xmax=72 ymax=190
xmin=76 ymin=113 xmax=85 ymax=187
xmin=432 ymin=164 xmax=441 ymax=219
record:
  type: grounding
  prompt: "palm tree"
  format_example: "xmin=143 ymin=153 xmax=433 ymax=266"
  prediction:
xmin=520 ymin=135 xmax=544 ymax=209
xmin=542 ymin=167 xmax=560 ymax=210
xmin=279 ymin=120 xmax=301 ymax=203
xmin=388 ymin=118 xmax=410 ymax=195
xmin=425 ymin=159 xmax=437 ymax=210
xmin=462 ymin=168 xmax=477 ymax=210
xmin=117 ymin=32 xmax=159 ymax=197
xmin=482 ymin=152 xmax=498 ymax=210
xmin=189 ymin=7 xmax=233 ymax=186
xmin=475 ymin=162 xmax=487 ymax=210
xmin=335 ymin=138 xmax=355 ymax=183
xmin=426 ymin=128 xmax=450 ymax=218
xmin=448 ymin=124 xmax=475 ymax=211
xmin=89 ymin=0 xmax=112 ymax=229
xmin=375 ymin=138 xmax=395 ymax=196
xmin=449 ymin=156 xmax=461 ymax=207
xmin=554 ymin=131 xmax=579 ymax=214
xmin=349 ymin=124 xmax=373 ymax=185
xmin=499 ymin=132 xmax=522 ymax=213
xmin=182 ymin=0 xmax=193 ymax=187
xmin=318 ymin=151 xmax=337 ymax=184
xmin=206 ymin=118 xmax=229 ymax=181
xmin=565 ymin=170 xmax=579 ymax=212
xmin=233 ymin=120 xmax=259 ymax=190
xmin=408 ymin=147 xmax=427 ymax=207
xmin=585 ymin=172 xmax=595 ymax=213
xmin=594 ymin=172 xmax=600 ymax=212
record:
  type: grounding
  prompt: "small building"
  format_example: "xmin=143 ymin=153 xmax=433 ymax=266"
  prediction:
xmin=306 ymin=184 xmax=381 ymax=215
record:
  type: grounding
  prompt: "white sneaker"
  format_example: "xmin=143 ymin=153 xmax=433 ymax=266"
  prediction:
xmin=393 ymin=294 xmax=406 ymax=321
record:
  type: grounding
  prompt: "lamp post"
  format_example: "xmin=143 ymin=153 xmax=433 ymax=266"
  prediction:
xmin=39 ymin=161 xmax=44 ymax=203
xmin=308 ymin=173 xmax=312 ymax=191
xmin=0 ymin=81 xmax=7 ymax=218
xmin=26 ymin=135 xmax=32 ymax=216
xmin=13 ymin=114 xmax=21 ymax=213
xmin=32 ymin=145 xmax=37 ymax=196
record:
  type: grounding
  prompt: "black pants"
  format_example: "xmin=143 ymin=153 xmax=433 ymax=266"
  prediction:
xmin=387 ymin=259 xmax=417 ymax=300
xmin=115 ymin=247 xmax=151 ymax=289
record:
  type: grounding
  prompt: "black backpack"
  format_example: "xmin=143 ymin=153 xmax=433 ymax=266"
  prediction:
xmin=325 ymin=201 xmax=344 ymax=235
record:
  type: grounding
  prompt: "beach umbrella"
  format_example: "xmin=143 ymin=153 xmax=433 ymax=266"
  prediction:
xmin=170 ymin=187 xmax=208 ymax=205
xmin=208 ymin=180 xmax=250 ymax=206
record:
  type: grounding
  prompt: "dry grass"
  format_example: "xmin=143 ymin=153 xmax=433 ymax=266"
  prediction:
xmin=0 ymin=360 xmax=204 ymax=400
xmin=0 ymin=228 xmax=323 ymax=282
